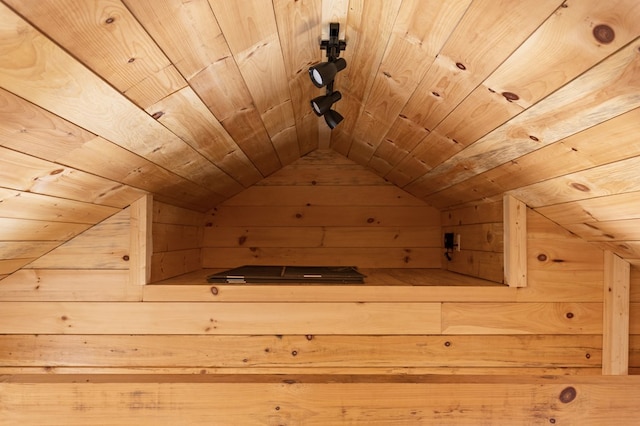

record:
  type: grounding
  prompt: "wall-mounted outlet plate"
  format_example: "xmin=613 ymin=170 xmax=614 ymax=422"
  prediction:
xmin=444 ymin=233 xmax=454 ymax=250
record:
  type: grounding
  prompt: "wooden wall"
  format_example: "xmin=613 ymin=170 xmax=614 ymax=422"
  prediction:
xmin=441 ymin=200 xmax=504 ymax=283
xmin=0 ymin=208 xmax=133 ymax=302
xmin=202 ymin=150 xmax=442 ymax=269
xmin=150 ymin=201 xmax=204 ymax=283
xmin=631 ymin=266 xmax=640 ymax=374
xmin=3 ymin=154 xmax=640 ymax=422
xmin=1 ymin=205 xmax=628 ymax=423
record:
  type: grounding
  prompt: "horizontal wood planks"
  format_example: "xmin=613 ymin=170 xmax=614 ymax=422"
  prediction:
xmin=203 ymin=150 xmax=442 ymax=268
xmin=441 ymin=200 xmax=504 ymax=283
xmin=3 ymin=376 xmax=640 ymax=425
xmin=150 ymin=201 xmax=204 ymax=283
xmin=0 ymin=334 xmax=600 ymax=370
xmin=0 ymin=302 xmax=441 ymax=335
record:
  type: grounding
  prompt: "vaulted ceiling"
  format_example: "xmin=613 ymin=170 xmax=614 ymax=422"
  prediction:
xmin=1 ymin=0 xmax=639 ymax=274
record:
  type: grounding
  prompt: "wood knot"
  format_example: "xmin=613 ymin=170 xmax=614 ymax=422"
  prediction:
xmin=502 ymin=92 xmax=519 ymax=102
xmin=566 ymin=312 xmax=574 ymax=319
xmin=311 ymin=180 xmax=317 ymax=185
xmin=444 ymin=341 xmax=451 ymax=347
xmin=593 ymin=24 xmax=615 ymax=44
xmin=585 ymin=353 xmax=591 ymax=359
xmin=455 ymin=62 xmax=466 ymax=70
xmin=105 ymin=17 xmax=115 ymax=24
xmin=295 ymin=213 xmax=303 ymax=219
xmin=210 ymin=286 xmax=219 ymax=296
xmin=537 ymin=254 xmax=548 ymax=262
xmin=570 ymin=182 xmax=590 ymax=192
xmin=238 ymin=235 xmax=247 ymax=245
xmin=367 ymin=217 xmax=375 ymax=223
xmin=431 ymin=91 xmax=440 ymax=97
xmin=151 ymin=111 xmax=164 ymax=120
xmin=559 ymin=386 xmax=577 ymax=403
xmin=291 ymin=350 xmax=298 ymax=356
xmin=50 ymin=168 xmax=64 ymax=175
xmin=306 ymin=335 xmax=313 ymax=341
xmin=529 ymin=135 xmax=540 ymax=142
xmin=122 ymin=255 xmax=130 ymax=261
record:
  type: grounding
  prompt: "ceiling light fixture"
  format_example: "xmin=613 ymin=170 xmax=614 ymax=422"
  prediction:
xmin=323 ymin=110 xmax=344 ymax=129
xmin=309 ymin=58 xmax=346 ymax=89
xmin=309 ymin=22 xmax=346 ymax=129
xmin=311 ymin=91 xmax=342 ymax=116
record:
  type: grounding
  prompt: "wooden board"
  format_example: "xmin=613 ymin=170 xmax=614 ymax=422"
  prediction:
xmin=0 ymin=334 xmax=600 ymax=369
xmin=442 ymin=302 xmax=602 ymax=334
xmin=3 ymin=376 xmax=640 ymax=425
xmin=201 ymin=247 xmax=442 ymax=269
xmin=0 ymin=270 xmax=130 ymax=302
xmin=25 ymin=210 xmax=129 ymax=270
xmin=0 ymin=302 xmax=442 ymax=335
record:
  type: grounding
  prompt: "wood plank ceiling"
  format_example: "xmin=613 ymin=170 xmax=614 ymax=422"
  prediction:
xmin=1 ymin=0 xmax=640 ymax=275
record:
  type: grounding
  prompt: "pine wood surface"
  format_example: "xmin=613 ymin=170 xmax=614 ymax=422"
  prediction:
xmin=0 ymin=301 xmax=442 ymax=335
xmin=602 ymin=252 xmax=631 ymax=374
xmin=2 ymin=376 xmax=640 ymax=425
xmin=25 ymin=210 xmax=129 ymax=270
xmin=1 ymin=0 xmax=639 ymax=270
xmin=0 ymin=334 xmax=600 ymax=370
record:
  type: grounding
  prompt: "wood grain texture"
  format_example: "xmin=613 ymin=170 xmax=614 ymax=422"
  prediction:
xmin=0 ymin=3 xmax=227 ymax=209
xmin=0 ymin=302 xmax=442 ymax=335
xmin=3 ymin=376 xmax=640 ymax=425
xmin=0 ymin=334 xmax=600 ymax=369
xmin=405 ymin=38 xmax=640 ymax=199
xmin=370 ymin=0 xmax=562 ymax=174
xmin=4 ymin=0 xmax=187 ymax=107
xmin=24 ymin=210 xmax=129 ymax=270
xmin=503 ymin=195 xmax=527 ymax=287
xmin=602 ymin=251 xmax=631 ymax=374
xmin=0 ymin=270 xmax=129 ymax=301
xmin=442 ymin=302 xmax=602 ymax=335
xmin=346 ymin=0 xmax=472 ymax=163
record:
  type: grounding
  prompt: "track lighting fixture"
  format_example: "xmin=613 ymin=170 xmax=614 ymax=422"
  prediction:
xmin=309 ymin=22 xmax=346 ymax=129
xmin=308 ymin=58 xmax=347 ymax=89
xmin=311 ymin=91 xmax=342 ymax=116
xmin=323 ymin=110 xmax=343 ymax=129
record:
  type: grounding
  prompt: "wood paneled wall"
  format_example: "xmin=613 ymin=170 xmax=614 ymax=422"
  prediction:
xmin=0 ymin=208 xmax=132 ymax=302
xmin=150 ymin=201 xmax=204 ymax=283
xmin=441 ymin=200 xmax=504 ymax=283
xmin=630 ymin=266 xmax=640 ymax=374
xmin=202 ymin=150 xmax=442 ymax=269
xmin=0 ymin=205 xmax=622 ymax=423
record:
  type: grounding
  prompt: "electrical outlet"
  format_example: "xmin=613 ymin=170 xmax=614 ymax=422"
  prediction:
xmin=455 ymin=234 xmax=461 ymax=251
xmin=444 ymin=232 xmax=454 ymax=250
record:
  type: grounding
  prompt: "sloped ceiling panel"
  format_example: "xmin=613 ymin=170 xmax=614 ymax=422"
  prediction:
xmin=1 ymin=0 xmax=640 ymax=275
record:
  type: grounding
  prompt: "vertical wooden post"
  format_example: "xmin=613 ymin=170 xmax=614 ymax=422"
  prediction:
xmin=602 ymin=251 xmax=630 ymax=375
xmin=503 ymin=195 xmax=527 ymax=287
xmin=128 ymin=194 xmax=152 ymax=294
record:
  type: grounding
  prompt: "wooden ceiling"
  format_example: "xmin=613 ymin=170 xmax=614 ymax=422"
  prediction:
xmin=1 ymin=0 xmax=640 ymax=274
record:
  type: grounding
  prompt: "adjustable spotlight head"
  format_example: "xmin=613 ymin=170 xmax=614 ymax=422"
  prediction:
xmin=308 ymin=58 xmax=347 ymax=88
xmin=324 ymin=110 xmax=343 ymax=129
xmin=310 ymin=91 xmax=342 ymax=116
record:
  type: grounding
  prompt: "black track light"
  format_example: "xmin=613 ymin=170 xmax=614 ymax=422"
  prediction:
xmin=324 ymin=110 xmax=343 ymax=129
xmin=308 ymin=58 xmax=347 ymax=88
xmin=310 ymin=91 xmax=342 ymax=116
xmin=309 ymin=22 xmax=347 ymax=129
